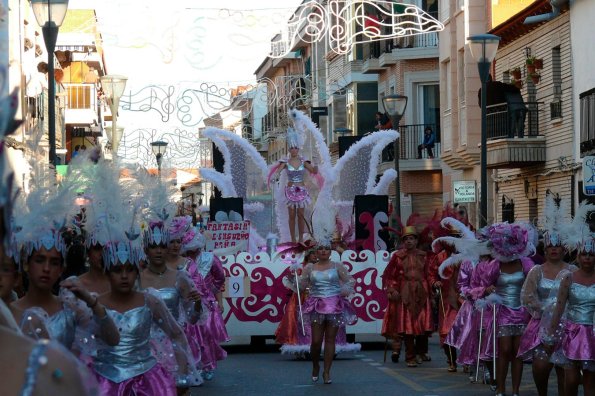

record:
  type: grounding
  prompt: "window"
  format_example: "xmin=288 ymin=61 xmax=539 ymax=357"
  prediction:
xmin=443 ymin=60 xmax=451 ymax=111
xmin=580 ymin=88 xmax=595 ymax=154
xmin=502 ymin=195 xmax=515 ymax=223
xmin=551 ymin=46 xmax=562 ymax=120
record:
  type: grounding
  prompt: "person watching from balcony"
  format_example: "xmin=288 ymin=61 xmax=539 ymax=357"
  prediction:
xmin=364 ymin=10 xmax=381 ymax=59
xmin=417 ymin=127 xmax=435 ymax=159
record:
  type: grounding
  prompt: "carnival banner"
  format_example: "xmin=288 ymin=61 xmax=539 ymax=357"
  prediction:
xmin=206 ymin=220 xmax=251 ymax=252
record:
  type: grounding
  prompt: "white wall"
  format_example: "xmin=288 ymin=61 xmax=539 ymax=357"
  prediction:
xmin=571 ymin=0 xmax=595 ymax=160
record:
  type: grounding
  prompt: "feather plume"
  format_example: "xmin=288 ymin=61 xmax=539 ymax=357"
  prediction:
xmin=562 ymin=200 xmax=595 ymax=252
xmin=370 ymin=169 xmax=397 ymax=195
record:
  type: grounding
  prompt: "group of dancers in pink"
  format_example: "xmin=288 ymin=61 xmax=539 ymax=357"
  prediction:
xmin=418 ymin=198 xmax=595 ymax=396
xmin=0 ymin=151 xmax=229 ymax=396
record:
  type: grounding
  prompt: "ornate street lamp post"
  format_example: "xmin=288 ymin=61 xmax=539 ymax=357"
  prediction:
xmin=150 ymin=141 xmax=168 ymax=178
xmin=468 ymin=34 xmax=500 ymax=227
xmin=382 ymin=94 xmax=408 ymax=222
xmin=30 ymin=0 xmax=70 ymax=166
xmin=100 ymin=74 xmax=128 ymax=155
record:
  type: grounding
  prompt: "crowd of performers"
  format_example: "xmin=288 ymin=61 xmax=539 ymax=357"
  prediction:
xmin=0 ymin=150 xmax=229 ymax=395
xmin=377 ymin=197 xmax=595 ymax=396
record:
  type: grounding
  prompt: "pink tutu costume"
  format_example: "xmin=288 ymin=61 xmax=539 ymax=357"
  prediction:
xmin=445 ymin=260 xmax=481 ymax=365
xmin=187 ymin=252 xmax=230 ymax=372
xmin=470 ymin=257 xmax=534 ymax=359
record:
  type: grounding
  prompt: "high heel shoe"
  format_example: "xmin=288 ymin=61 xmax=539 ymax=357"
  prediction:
xmin=311 ymin=375 xmax=319 ymax=383
xmin=312 ymin=365 xmax=320 ymax=383
xmin=323 ymin=373 xmax=332 ymax=384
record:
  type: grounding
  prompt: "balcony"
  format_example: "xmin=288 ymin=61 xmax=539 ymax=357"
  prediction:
xmin=376 ymin=33 xmax=439 ymax=65
xmin=64 ymin=83 xmax=98 ymax=125
xmin=485 ymin=102 xmax=546 ymax=169
xmin=380 ymin=124 xmax=441 ymax=171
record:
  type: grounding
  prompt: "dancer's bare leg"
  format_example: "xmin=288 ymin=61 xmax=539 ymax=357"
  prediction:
xmin=310 ymin=322 xmax=324 ymax=379
xmin=564 ymin=366 xmax=581 ymax=396
xmin=288 ymin=206 xmax=296 ymax=243
xmin=297 ymin=207 xmax=305 ymax=243
xmin=496 ymin=336 xmax=512 ymax=394
xmin=510 ymin=335 xmax=523 ymax=394
xmin=532 ymin=358 xmax=553 ymax=396
xmin=323 ymin=322 xmax=339 ymax=383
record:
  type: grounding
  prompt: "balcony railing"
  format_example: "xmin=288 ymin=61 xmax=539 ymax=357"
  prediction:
xmin=486 ymin=102 xmax=542 ymax=140
xmin=381 ymin=124 xmax=441 ymax=161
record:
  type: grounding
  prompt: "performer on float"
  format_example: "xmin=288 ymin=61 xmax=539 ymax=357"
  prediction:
xmin=472 ymin=222 xmax=536 ymax=396
xmin=271 ymin=128 xmax=318 ymax=243
xmin=382 ymin=225 xmax=433 ymax=367
xmin=541 ymin=203 xmax=595 ymax=396
xmin=517 ymin=196 xmax=576 ymax=396
xmin=276 ymin=248 xmax=317 ymax=357
xmin=181 ymin=226 xmax=230 ymax=380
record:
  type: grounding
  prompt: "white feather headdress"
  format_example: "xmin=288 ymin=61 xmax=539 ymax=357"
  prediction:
xmin=136 ymin=169 xmax=177 ymax=246
xmin=562 ymin=201 xmax=595 ymax=253
xmin=541 ymin=194 xmax=569 ymax=247
xmin=432 ymin=217 xmax=491 ymax=278
xmin=68 ymin=154 xmax=145 ymax=267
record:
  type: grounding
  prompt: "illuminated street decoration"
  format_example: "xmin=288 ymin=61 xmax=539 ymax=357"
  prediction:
xmin=270 ymin=0 xmax=444 ymax=57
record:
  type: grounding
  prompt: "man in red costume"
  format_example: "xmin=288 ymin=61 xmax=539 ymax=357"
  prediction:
xmin=428 ymin=244 xmax=460 ymax=372
xmin=382 ymin=226 xmax=433 ymax=367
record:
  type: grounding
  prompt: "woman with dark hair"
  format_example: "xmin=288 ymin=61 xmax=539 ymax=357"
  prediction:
xmin=285 ymin=243 xmax=356 ymax=384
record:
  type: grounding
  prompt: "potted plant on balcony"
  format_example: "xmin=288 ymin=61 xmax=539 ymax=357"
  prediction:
xmin=526 ymin=56 xmax=537 ymax=74
xmin=527 ymin=72 xmax=540 ymax=85
xmin=534 ymin=58 xmax=543 ymax=69
xmin=511 ymin=67 xmax=522 ymax=80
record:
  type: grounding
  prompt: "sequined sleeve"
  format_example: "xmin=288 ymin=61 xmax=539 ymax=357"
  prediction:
xmin=176 ymin=270 xmax=208 ymax=325
xmin=210 ymin=256 xmax=226 ymax=293
xmin=457 ymin=261 xmax=474 ymax=298
xmin=19 ymin=307 xmax=51 ymax=340
xmin=282 ymin=263 xmax=313 ymax=292
xmin=521 ymin=265 xmax=544 ymax=317
xmin=145 ymin=293 xmax=202 ymax=387
xmin=539 ymin=269 xmax=572 ymax=345
xmin=336 ymin=262 xmax=355 ymax=296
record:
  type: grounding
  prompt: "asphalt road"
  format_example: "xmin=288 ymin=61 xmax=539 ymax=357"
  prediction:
xmin=191 ymin=336 xmax=576 ymax=396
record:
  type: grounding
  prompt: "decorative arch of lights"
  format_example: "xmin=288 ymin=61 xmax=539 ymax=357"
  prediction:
xmin=269 ymin=0 xmax=444 ymax=58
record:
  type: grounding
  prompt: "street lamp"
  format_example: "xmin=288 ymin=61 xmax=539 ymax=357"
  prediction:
xmin=30 ymin=0 xmax=70 ymax=166
xmin=150 ymin=140 xmax=168 ymax=178
xmin=468 ymin=33 xmax=500 ymax=228
xmin=382 ymin=94 xmax=408 ymax=222
xmin=100 ymin=74 xmax=128 ymax=155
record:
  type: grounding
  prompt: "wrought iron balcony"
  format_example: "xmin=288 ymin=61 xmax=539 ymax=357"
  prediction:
xmin=381 ymin=124 xmax=441 ymax=162
xmin=485 ymin=102 xmax=541 ymax=140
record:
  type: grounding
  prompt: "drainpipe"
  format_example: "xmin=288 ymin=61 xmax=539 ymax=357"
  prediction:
xmin=524 ymin=0 xmax=569 ymax=24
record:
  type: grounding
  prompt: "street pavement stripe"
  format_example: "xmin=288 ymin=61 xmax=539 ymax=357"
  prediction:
xmin=362 ymin=358 xmax=374 ymax=362
xmin=378 ymin=366 xmax=428 ymax=392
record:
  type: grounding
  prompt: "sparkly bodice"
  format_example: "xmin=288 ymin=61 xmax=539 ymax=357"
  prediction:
xmin=496 ymin=271 xmax=525 ymax=308
xmin=567 ymin=283 xmax=595 ymax=325
xmin=537 ymin=277 xmax=557 ymax=306
xmin=154 ymin=287 xmax=181 ymax=321
xmin=94 ymin=305 xmax=156 ymax=383
xmin=46 ymin=309 xmax=76 ymax=349
xmin=286 ymin=161 xmax=305 ymax=183
xmin=309 ymin=267 xmax=342 ymax=298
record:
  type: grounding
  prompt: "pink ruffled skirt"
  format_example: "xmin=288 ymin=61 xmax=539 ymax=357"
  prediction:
xmin=199 ymin=299 xmax=230 ymax=371
xmin=480 ymin=305 xmax=529 ymax=359
xmin=446 ymin=300 xmax=479 ymax=365
xmin=302 ymin=295 xmax=357 ymax=327
xmin=284 ymin=185 xmax=311 ymax=208
xmin=95 ymin=364 xmax=176 ymax=396
xmin=517 ymin=317 xmax=550 ymax=361
xmin=559 ymin=322 xmax=595 ymax=371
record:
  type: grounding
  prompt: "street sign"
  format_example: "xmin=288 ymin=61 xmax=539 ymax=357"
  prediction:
xmin=453 ymin=180 xmax=476 ymax=203
xmin=583 ymin=156 xmax=595 ymax=195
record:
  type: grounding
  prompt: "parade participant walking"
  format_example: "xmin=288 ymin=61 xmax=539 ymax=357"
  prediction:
xmin=382 ymin=226 xmax=433 ymax=367
xmin=166 ymin=216 xmax=193 ymax=271
xmin=78 ymin=243 xmax=110 ymax=295
xmin=289 ymin=243 xmax=356 ymax=384
xmin=541 ymin=202 xmax=595 ymax=396
xmin=276 ymin=248 xmax=317 ymax=357
xmin=429 ymin=242 xmax=460 ymax=372
xmin=182 ymin=226 xmax=230 ymax=380
xmin=94 ymin=239 xmax=200 ymax=396
xmin=472 ymin=222 xmax=536 ymax=396
xmin=518 ymin=196 xmax=577 ymax=396
xmin=271 ymin=127 xmax=318 ymax=243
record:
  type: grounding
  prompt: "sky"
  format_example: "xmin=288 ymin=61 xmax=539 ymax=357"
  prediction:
xmin=67 ymin=0 xmax=303 ymax=166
